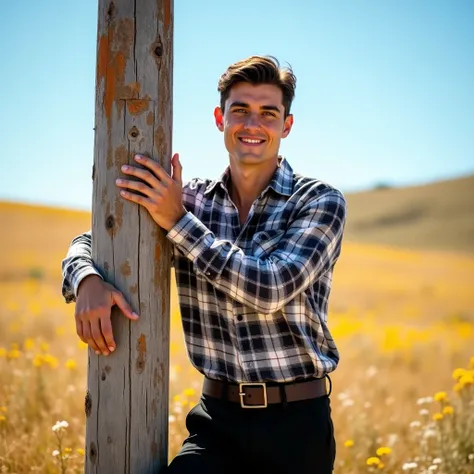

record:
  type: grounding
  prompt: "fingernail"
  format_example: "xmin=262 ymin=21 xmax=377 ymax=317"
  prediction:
xmin=95 ymin=351 xmax=100 ymax=355
xmin=109 ymin=346 xmax=115 ymax=352
xmin=135 ymin=154 xmax=142 ymax=160
xmin=132 ymin=312 xmax=139 ymax=318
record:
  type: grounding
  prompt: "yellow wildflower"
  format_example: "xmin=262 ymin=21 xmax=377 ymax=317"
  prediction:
xmin=7 ymin=349 xmax=21 ymax=360
xmin=40 ymin=342 xmax=49 ymax=352
xmin=77 ymin=448 xmax=85 ymax=456
xmin=10 ymin=343 xmax=19 ymax=351
xmin=65 ymin=359 xmax=77 ymax=370
xmin=433 ymin=413 xmax=444 ymax=421
xmin=376 ymin=446 xmax=392 ymax=456
xmin=367 ymin=457 xmax=381 ymax=466
xmin=434 ymin=391 xmax=447 ymax=402
xmin=452 ymin=368 xmax=466 ymax=381
xmin=183 ymin=388 xmax=196 ymax=397
xmin=442 ymin=406 xmax=454 ymax=415
xmin=23 ymin=338 xmax=35 ymax=351
xmin=0 ymin=415 xmax=6 ymax=422
xmin=378 ymin=462 xmax=385 ymax=469
xmin=454 ymin=382 xmax=463 ymax=393
xmin=63 ymin=448 xmax=72 ymax=455
xmin=0 ymin=407 xmax=6 ymax=413
xmin=55 ymin=327 xmax=66 ymax=337
xmin=0 ymin=347 xmax=6 ymax=358
xmin=33 ymin=355 xmax=43 ymax=367
xmin=459 ymin=372 xmax=474 ymax=388
xmin=42 ymin=354 xmax=59 ymax=369
xmin=344 ymin=439 xmax=354 ymax=448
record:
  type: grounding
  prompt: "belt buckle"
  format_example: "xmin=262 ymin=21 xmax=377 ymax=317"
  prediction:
xmin=238 ymin=382 xmax=267 ymax=409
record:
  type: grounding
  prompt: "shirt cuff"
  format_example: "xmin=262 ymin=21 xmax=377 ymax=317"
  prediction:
xmin=73 ymin=268 xmax=104 ymax=298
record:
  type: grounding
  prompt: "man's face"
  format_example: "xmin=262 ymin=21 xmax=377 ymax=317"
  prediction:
xmin=214 ymin=83 xmax=294 ymax=166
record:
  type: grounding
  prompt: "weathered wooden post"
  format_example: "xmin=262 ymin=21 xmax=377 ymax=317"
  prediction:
xmin=86 ymin=1 xmax=173 ymax=472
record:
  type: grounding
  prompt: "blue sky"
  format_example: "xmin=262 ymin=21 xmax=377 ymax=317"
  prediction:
xmin=1 ymin=0 xmax=473 ymax=211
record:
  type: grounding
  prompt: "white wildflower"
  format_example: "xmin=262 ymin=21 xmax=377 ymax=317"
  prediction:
xmin=423 ymin=429 xmax=437 ymax=439
xmin=402 ymin=462 xmax=418 ymax=470
xmin=468 ymin=453 xmax=474 ymax=461
xmin=342 ymin=399 xmax=354 ymax=407
xmin=428 ymin=466 xmax=438 ymax=471
xmin=432 ymin=458 xmax=442 ymax=464
xmin=419 ymin=409 xmax=430 ymax=416
xmin=168 ymin=415 xmax=176 ymax=423
xmin=52 ymin=450 xmax=60 ymax=457
xmin=365 ymin=366 xmax=378 ymax=378
xmin=417 ymin=396 xmax=433 ymax=405
xmin=52 ymin=420 xmax=69 ymax=432
xmin=410 ymin=420 xmax=421 ymax=428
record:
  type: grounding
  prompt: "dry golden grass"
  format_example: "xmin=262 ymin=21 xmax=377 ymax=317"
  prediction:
xmin=0 ymin=200 xmax=473 ymax=473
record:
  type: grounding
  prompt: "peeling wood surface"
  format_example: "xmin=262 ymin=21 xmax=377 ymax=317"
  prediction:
xmin=89 ymin=1 xmax=173 ymax=472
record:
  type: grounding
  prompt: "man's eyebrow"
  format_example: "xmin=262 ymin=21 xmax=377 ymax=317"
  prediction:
xmin=229 ymin=101 xmax=281 ymax=113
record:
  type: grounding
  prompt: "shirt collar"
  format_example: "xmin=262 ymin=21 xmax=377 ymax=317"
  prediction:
xmin=204 ymin=156 xmax=294 ymax=197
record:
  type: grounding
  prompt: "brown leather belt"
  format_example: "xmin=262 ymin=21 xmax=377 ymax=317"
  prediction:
xmin=202 ymin=377 xmax=328 ymax=409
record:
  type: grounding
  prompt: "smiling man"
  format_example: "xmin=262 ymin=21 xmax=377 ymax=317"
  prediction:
xmin=61 ymin=56 xmax=347 ymax=474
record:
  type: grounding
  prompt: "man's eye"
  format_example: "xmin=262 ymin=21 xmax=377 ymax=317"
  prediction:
xmin=234 ymin=109 xmax=246 ymax=113
xmin=263 ymin=112 xmax=276 ymax=117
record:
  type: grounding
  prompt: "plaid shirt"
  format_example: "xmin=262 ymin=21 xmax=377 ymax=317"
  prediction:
xmin=62 ymin=157 xmax=347 ymax=383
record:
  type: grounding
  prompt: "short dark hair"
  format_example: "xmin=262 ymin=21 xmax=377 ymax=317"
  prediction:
xmin=217 ymin=56 xmax=296 ymax=118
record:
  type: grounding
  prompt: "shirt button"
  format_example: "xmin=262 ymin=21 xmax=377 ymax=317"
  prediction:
xmin=205 ymin=271 xmax=211 ymax=277
xmin=237 ymin=315 xmax=243 ymax=322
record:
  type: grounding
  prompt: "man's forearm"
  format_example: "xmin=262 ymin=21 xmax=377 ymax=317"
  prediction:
xmin=61 ymin=231 xmax=103 ymax=303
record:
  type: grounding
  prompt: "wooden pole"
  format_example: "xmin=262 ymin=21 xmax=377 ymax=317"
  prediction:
xmin=87 ymin=1 xmax=173 ymax=472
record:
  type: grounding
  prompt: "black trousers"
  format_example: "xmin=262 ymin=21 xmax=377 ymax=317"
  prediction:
xmin=166 ymin=391 xmax=336 ymax=474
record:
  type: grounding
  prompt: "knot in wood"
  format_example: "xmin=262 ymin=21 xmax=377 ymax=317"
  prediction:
xmin=105 ymin=215 xmax=115 ymax=230
xmin=85 ymin=391 xmax=92 ymax=417
xmin=154 ymin=44 xmax=163 ymax=57
xmin=128 ymin=126 xmax=140 ymax=141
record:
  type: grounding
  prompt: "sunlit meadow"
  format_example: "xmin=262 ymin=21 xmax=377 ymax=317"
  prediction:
xmin=1 ymin=203 xmax=473 ymax=473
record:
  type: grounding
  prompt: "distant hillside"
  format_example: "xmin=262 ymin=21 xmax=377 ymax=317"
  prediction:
xmin=343 ymin=174 xmax=474 ymax=254
xmin=0 ymin=174 xmax=473 ymax=283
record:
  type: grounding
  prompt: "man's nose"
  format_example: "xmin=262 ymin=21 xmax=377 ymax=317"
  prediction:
xmin=244 ymin=113 xmax=260 ymax=130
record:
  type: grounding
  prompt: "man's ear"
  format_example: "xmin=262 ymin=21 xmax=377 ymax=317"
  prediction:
xmin=214 ymin=106 xmax=224 ymax=132
xmin=282 ymin=114 xmax=294 ymax=138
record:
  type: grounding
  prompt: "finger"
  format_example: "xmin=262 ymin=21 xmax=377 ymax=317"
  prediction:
xmin=100 ymin=317 xmax=116 ymax=352
xmin=116 ymin=177 xmax=158 ymax=198
xmin=113 ymin=291 xmax=139 ymax=321
xmin=90 ymin=319 xmax=109 ymax=355
xmin=120 ymin=164 xmax=163 ymax=189
xmin=119 ymin=189 xmax=153 ymax=208
xmin=75 ymin=317 xmax=86 ymax=343
xmin=83 ymin=322 xmax=101 ymax=355
xmin=171 ymin=153 xmax=182 ymax=183
xmin=134 ymin=155 xmax=172 ymax=185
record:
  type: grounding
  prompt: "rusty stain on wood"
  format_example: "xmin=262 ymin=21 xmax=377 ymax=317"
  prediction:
xmin=146 ymin=111 xmax=154 ymax=126
xmin=154 ymin=126 xmax=166 ymax=162
xmin=121 ymin=260 xmax=131 ymax=277
xmin=136 ymin=334 xmax=147 ymax=374
xmin=114 ymin=145 xmax=128 ymax=167
xmin=129 ymin=283 xmax=138 ymax=294
xmin=127 ymin=99 xmax=150 ymax=115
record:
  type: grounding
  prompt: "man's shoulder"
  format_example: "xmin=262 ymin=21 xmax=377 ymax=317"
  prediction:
xmin=183 ymin=177 xmax=214 ymax=193
xmin=292 ymin=171 xmax=346 ymax=203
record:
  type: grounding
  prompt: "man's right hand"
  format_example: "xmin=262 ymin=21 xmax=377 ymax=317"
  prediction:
xmin=75 ymin=275 xmax=139 ymax=356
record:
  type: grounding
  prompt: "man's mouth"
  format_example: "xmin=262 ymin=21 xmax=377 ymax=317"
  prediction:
xmin=238 ymin=137 xmax=266 ymax=145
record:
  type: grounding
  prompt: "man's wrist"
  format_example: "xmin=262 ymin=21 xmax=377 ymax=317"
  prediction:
xmin=77 ymin=274 xmax=103 ymax=296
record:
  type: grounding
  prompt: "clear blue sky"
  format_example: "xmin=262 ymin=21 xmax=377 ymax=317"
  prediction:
xmin=1 ymin=0 xmax=473 ymax=211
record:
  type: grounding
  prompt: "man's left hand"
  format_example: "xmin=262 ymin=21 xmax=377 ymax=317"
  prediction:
xmin=116 ymin=153 xmax=186 ymax=232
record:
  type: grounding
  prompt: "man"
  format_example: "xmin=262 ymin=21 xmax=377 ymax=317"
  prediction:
xmin=62 ymin=55 xmax=347 ymax=474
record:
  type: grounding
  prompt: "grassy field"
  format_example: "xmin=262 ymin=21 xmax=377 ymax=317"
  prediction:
xmin=1 ymin=186 xmax=474 ymax=473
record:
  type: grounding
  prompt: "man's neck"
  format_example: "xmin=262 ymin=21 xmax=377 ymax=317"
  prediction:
xmin=228 ymin=157 xmax=279 ymax=211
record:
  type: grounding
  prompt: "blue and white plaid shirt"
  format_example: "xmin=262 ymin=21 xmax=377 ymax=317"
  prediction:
xmin=62 ymin=157 xmax=347 ymax=383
